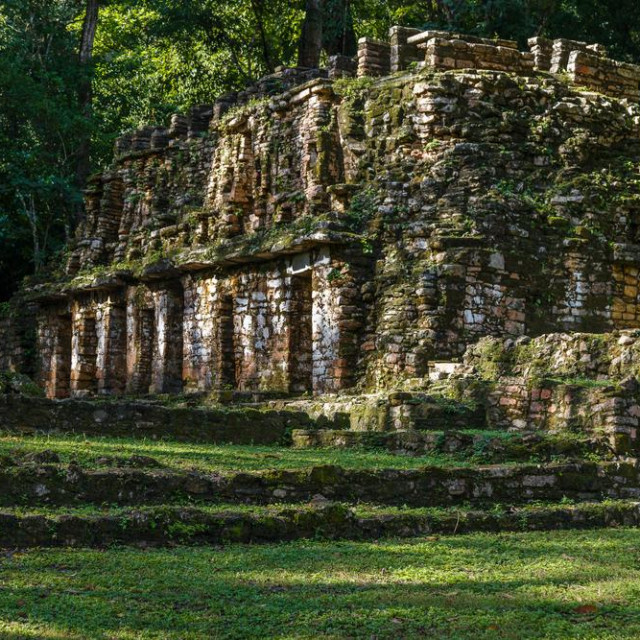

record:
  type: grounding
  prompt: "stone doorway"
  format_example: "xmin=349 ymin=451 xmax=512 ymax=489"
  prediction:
xmin=289 ymin=272 xmax=313 ymax=393
xmin=137 ymin=307 xmax=155 ymax=392
xmin=218 ymin=294 xmax=237 ymax=388
xmin=51 ymin=313 xmax=72 ymax=398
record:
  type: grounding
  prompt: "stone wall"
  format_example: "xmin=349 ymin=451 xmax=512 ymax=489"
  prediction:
xmin=417 ymin=33 xmax=534 ymax=75
xmin=354 ymin=27 xmax=640 ymax=103
xmin=451 ymin=332 xmax=640 ymax=453
xmin=1 ymin=456 xmax=636 ymax=508
xmin=569 ymin=50 xmax=640 ymax=101
xmin=0 ymin=394 xmax=314 ymax=444
xmin=0 ymin=302 xmax=37 ymax=378
xmin=7 ymin=25 xmax=640 ymax=399
xmin=480 ymin=379 xmax=640 ymax=454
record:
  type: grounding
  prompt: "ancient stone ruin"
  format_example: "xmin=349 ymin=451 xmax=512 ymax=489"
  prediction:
xmin=2 ymin=25 xmax=640 ymax=462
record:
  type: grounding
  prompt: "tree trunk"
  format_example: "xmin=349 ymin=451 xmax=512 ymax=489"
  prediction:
xmin=18 ymin=193 xmax=41 ymax=273
xmin=322 ymin=0 xmax=357 ymax=57
xmin=74 ymin=0 xmax=99 ymax=227
xmin=251 ymin=0 xmax=275 ymax=73
xmin=298 ymin=0 xmax=323 ymax=68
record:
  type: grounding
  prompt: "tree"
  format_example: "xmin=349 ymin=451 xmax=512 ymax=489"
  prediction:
xmin=75 ymin=0 xmax=100 ymax=216
xmin=298 ymin=0 xmax=323 ymax=67
xmin=297 ymin=0 xmax=357 ymax=68
xmin=0 ymin=0 xmax=85 ymax=290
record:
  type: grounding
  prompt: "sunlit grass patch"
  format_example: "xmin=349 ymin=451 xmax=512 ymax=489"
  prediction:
xmin=1 ymin=528 xmax=640 ymax=639
xmin=0 ymin=432 xmax=483 ymax=472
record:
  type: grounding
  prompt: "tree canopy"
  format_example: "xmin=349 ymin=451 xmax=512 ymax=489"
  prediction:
xmin=0 ymin=0 xmax=639 ymax=299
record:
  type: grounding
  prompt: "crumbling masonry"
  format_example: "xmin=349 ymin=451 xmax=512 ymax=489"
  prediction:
xmin=3 ymin=27 xmax=640 ymax=404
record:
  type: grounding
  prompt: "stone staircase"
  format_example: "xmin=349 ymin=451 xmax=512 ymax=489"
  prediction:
xmin=0 ymin=444 xmax=638 ymax=548
xmin=0 ymin=408 xmax=636 ymax=548
xmin=2 ymin=330 xmax=640 ymax=548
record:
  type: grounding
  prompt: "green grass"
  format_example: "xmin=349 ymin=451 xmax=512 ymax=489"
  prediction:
xmin=0 ymin=432 xmax=487 ymax=472
xmin=1 ymin=529 xmax=640 ymax=639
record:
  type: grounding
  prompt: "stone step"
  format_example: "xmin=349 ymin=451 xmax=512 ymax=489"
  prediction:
xmin=0 ymin=395 xmax=314 ymax=444
xmin=1 ymin=500 xmax=638 ymax=548
xmin=268 ymin=393 xmax=487 ymax=432
xmin=291 ymin=428 xmax=613 ymax=462
xmin=2 ymin=460 xmax=638 ymax=509
xmin=0 ymin=394 xmax=486 ymax=442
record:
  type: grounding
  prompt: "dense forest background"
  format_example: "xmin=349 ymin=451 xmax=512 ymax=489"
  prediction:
xmin=1 ymin=0 xmax=639 ymax=300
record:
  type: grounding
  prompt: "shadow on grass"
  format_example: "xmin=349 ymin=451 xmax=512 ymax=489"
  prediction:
xmin=1 ymin=528 xmax=640 ymax=638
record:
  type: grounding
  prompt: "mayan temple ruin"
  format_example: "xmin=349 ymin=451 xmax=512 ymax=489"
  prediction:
xmin=3 ymin=26 xmax=640 ymax=550
xmin=2 ymin=28 xmax=638 ymax=398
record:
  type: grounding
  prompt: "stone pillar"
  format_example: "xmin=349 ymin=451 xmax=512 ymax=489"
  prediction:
xmin=70 ymin=300 xmax=98 ymax=397
xmin=389 ymin=26 xmax=422 ymax=72
xmin=208 ymin=126 xmax=255 ymax=237
xmin=37 ymin=306 xmax=72 ymax=399
xmin=95 ymin=295 xmax=127 ymax=395
xmin=528 ymin=36 xmax=553 ymax=71
xmin=182 ymin=273 xmax=218 ymax=393
xmin=311 ymin=247 xmax=363 ymax=394
xmin=357 ymin=37 xmax=391 ymax=77
xmin=299 ymin=81 xmax=340 ymax=213
xmin=150 ymin=282 xmax=184 ymax=394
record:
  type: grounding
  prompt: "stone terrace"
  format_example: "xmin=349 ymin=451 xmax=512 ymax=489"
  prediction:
xmin=1 ymin=26 xmax=640 ymax=549
xmin=358 ymin=27 xmax=640 ymax=101
xmin=2 ymin=26 xmax=640 ymax=407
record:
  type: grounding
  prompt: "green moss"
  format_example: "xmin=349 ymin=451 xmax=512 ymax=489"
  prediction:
xmin=333 ymin=76 xmax=376 ymax=103
xmin=343 ymin=186 xmax=378 ymax=232
xmin=0 ymin=372 xmax=44 ymax=397
xmin=471 ymin=337 xmax=511 ymax=380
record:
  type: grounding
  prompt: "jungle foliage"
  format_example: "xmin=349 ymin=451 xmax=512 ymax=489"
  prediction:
xmin=0 ymin=0 xmax=638 ymax=298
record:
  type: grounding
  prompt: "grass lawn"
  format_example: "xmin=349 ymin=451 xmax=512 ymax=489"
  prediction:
xmin=0 ymin=432 xmax=490 ymax=472
xmin=1 ymin=529 xmax=640 ymax=639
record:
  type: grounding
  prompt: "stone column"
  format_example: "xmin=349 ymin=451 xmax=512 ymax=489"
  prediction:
xmin=70 ymin=300 xmax=98 ymax=397
xmin=36 ymin=305 xmax=72 ymax=399
xmin=182 ymin=273 xmax=218 ymax=393
xmin=389 ymin=26 xmax=422 ymax=72
xmin=311 ymin=247 xmax=363 ymax=394
xmin=95 ymin=294 xmax=127 ymax=395
xmin=150 ymin=282 xmax=184 ymax=394
xmin=357 ymin=38 xmax=391 ymax=77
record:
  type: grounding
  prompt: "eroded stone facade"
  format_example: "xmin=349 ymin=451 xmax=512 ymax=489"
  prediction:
xmin=3 ymin=26 xmax=640 ymax=400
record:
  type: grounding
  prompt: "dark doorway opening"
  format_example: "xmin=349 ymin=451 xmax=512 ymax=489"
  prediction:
xmin=136 ymin=307 xmax=155 ymax=393
xmin=218 ymin=294 xmax=236 ymax=388
xmin=53 ymin=313 xmax=72 ymax=398
xmin=289 ymin=272 xmax=313 ymax=394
